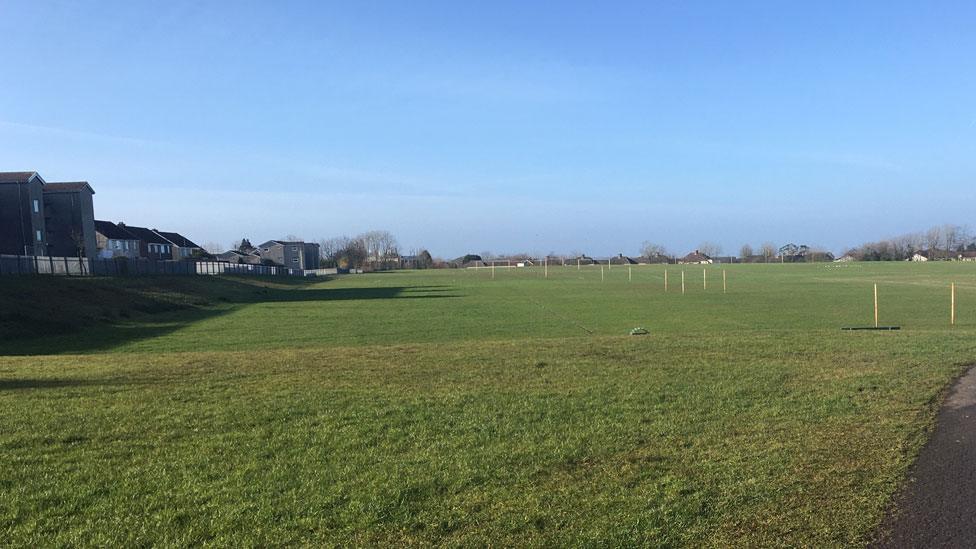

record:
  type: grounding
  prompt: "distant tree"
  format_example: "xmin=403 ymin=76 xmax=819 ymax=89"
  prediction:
xmin=640 ymin=241 xmax=669 ymax=259
xmin=698 ymin=242 xmax=722 ymax=258
xmin=779 ymin=243 xmax=799 ymax=258
xmin=760 ymin=242 xmax=777 ymax=261
xmin=236 ymin=238 xmax=255 ymax=253
xmin=417 ymin=249 xmax=433 ymax=269
xmin=925 ymin=226 xmax=943 ymax=253
xmin=739 ymin=244 xmax=753 ymax=259
xmin=202 ymin=241 xmax=223 ymax=254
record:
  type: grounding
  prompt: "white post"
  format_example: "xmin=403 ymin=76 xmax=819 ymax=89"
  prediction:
xmin=874 ymin=284 xmax=879 ymax=328
xmin=723 ymin=270 xmax=727 ymax=293
xmin=703 ymin=268 xmax=707 ymax=290
xmin=629 ymin=265 xmax=632 ymax=282
xmin=492 ymin=262 xmax=495 ymax=279
xmin=545 ymin=257 xmax=548 ymax=279
xmin=951 ymin=282 xmax=956 ymax=326
xmin=664 ymin=269 xmax=668 ymax=292
xmin=601 ymin=265 xmax=605 ymax=282
xmin=681 ymin=271 xmax=685 ymax=294
xmin=577 ymin=258 xmax=580 ymax=271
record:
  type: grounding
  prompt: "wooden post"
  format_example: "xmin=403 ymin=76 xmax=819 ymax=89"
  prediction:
xmin=874 ymin=284 xmax=879 ymax=328
xmin=545 ymin=258 xmax=548 ymax=278
xmin=951 ymin=282 xmax=956 ymax=326
xmin=664 ymin=269 xmax=668 ymax=292
xmin=629 ymin=265 xmax=632 ymax=282
xmin=723 ymin=270 xmax=727 ymax=293
xmin=681 ymin=270 xmax=685 ymax=294
xmin=491 ymin=262 xmax=495 ymax=279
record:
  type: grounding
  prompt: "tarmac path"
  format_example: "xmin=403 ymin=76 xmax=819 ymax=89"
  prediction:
xmin=873 ymin=365 xmax=976 ymax=548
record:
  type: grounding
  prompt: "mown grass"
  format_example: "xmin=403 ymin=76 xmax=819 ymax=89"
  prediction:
xmin=1 ymin=262 xmax=975 ymax=546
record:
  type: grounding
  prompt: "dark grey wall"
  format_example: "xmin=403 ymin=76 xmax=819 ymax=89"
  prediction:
xmin=0 ymin=179 xmax=47 ymax=255
xmin=43 ymin=189 xmax=97 ymax=257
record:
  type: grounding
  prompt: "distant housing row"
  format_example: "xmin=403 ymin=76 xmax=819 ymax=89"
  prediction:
xmin=0 ymin=171 xmax=320 ymax=270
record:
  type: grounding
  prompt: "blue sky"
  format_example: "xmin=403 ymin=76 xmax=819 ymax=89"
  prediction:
xmin=1 ymin=1 xmax=974 ymax=257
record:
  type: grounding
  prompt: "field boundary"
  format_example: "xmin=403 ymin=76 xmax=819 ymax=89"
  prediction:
xmin=873 ymin=363 xmax=976 ymax=547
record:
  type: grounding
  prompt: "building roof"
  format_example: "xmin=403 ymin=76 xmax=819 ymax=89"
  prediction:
xmin=119 ymin=224 xmax=171 ymax=245
xmin=94 ymin=220 xmax=136 ymax=240
xmin=156 ymin=231 xmax=200 ymax=249
xmin=0 ymin=171 xmax=42 ymax=184
xmin=681 ymin=250 xmax=712 ymax=262
xmin=43 ymin=181 xmax=95 ymax=194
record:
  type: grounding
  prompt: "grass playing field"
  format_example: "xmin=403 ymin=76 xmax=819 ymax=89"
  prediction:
xmin=1 ymin=262 xmax=975 ymax=546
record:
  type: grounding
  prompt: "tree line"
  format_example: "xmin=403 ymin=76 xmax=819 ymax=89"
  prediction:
xmin=843 ymin=224 xmax=975 ymax=261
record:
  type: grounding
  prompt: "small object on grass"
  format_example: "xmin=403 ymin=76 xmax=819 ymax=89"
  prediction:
xmin=630 ymin=327 xmax=649 ymax=336
xmin=841 ymin=326 xmax=901 ymax=331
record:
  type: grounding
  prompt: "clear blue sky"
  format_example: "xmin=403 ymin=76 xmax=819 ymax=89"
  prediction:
xmin=1 ymin=1 xmax=974 ymax=257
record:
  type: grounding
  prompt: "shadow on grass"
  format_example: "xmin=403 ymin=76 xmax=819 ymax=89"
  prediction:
xmin=0 ymin=276 xmax=461 ymax=356
xmin=0 ymin=378 xmax=116 ymax=391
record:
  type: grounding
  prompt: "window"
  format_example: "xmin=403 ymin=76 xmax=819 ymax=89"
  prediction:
xmin=36 ymin=230 xmax=42 ymax=241
xmin=292 ymin=258 xmax=299 ymax=263
xmin=113 ymin=240 xmax=121 ymax=250
xmin=32 ymin=199 xmax=40 ymax=213
xmin=123 ymin=241 xmax=128 ymax=250
xmin=292 ymin=246 xmax=298 ymax=251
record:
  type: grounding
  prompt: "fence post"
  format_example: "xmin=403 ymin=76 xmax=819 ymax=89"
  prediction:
xmin=64 ymin=256 xmax=70 ymax=276
xmin=49 ymin=255 xmax=54 ymax=275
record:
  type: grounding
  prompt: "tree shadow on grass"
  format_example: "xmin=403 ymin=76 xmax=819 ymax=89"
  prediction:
xmin=0 ymin=277 xmax=462 ymax=356
xmin=0 ymin=378 xmax=117 ymax=391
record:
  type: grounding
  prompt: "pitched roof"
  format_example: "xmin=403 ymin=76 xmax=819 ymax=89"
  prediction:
xmin=156 ymin=231 xmax=200 ymax=249
xmin=119 ymin=225 xmax=170 ymax=245
xmin=681 ymin=250 xmax=712 ymax=262
xmin=0 ymin=171 xmax=42 ymax=184
xmin=94 ymin=220 xmax=136 ymax=240
xmin=43 ymin=181 xmax=95 ymax=194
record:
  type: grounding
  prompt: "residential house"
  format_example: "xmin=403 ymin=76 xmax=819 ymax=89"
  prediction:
xmin=609 ymin=254 xmax=638 ymax=265
xmin=908 ymin=251 xmax=929 ymax=262
xmin=42 ymin=182 xmax=97 ymax=257
xmin=156 ymin=231 xmax=204 ymax=260
xmin=451 ymin=254 xmax=486 ymax=268
xmin=255 ymin=240 xmax=320 ymax=269
xmin=959 ymin=251 xmax=976 ymax=262
xmin=0 ymin=171 xmax=48 ymax=255
xmin=94 ymin=220 xmax=141 ymax=258
xmin=119 ymin=224 xmax=175 ymax=260
xmin=217 ymin=250 xmax=262 ymax=265
xmin=679 ymin=250 xmax=713 ymax=264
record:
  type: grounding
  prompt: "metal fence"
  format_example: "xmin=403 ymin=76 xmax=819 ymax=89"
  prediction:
xmin=0 ymin=255 xmax=326 ymax=278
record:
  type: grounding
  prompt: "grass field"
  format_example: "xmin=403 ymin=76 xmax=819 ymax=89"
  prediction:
xmin=2 ymin=263 xmax=975 ymax=546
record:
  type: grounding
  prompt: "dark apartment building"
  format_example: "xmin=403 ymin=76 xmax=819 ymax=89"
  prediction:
xmin=42 ymin=182 xmax=97 ymax=257
xmin=255 ymin=240 xmax=320 ymax=269
xmin=0 ymin=171 xmax=48 ymax=255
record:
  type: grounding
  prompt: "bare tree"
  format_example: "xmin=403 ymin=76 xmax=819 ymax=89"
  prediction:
xmin=640 ymin=241 xmax=669 ymax=259
xmin=698 ymin=242 xmax=723 ymax=258
xmin=739 ymin=243 xmax=753 ymax=259
xmin=202 ymin=241 xmax=223 ymax=254
xmin=925 ymin=226 xmax=943 ymax=253
xmin=760 ymin=242 xmax=777 ymax=261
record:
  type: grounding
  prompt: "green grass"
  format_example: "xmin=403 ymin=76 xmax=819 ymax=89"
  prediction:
xmin=1 ymin=263 xmax=975 ymax=546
